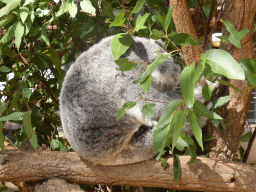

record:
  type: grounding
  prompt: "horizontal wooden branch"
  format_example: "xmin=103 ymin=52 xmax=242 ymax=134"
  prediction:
xmin=0 ymin=150 xmax=256 ymax=191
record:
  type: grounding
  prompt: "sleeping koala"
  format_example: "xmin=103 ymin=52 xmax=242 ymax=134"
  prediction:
xmin=60 ymin=35 xmax=207 ymax=165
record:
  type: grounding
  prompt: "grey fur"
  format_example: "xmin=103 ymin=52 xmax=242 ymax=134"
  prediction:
xmin=60 ymin=36 xmax=208 ymax=165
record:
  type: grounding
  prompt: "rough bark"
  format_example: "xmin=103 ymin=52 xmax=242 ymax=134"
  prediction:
xmin=1 ymin=150 xmax=256 ymax=192
xmin=207 ymin=0 xmax=256 ymax=160
xmin=23 ymin=178 xmax=83 ymax=192
xmin=169 ymin=0 xmax=202 ymax=65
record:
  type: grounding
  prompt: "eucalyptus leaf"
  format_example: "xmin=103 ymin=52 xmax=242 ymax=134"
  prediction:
xmin=223 ymin=20 xmax=241 ymax=48
xmin=140 ymin=75 xmax=152 ymax=93
xmin=173 ymin=33 xmax=198 ymax=46
xmin=153 ymin=123 xmax=173 ymax=160
xmin=0 ymin=112 xmax=24 ymax=121
xmin=157 ymin=99 xmax=184 ymax=129
xmin=133 ymin=54 xmax=166 ymax=84
xmin=111 ymin=33 xmax=132 ymax=60
xmin=19 ymin=6 xmax=29 ymax=23
xmin=134 ymin=13 xmax=150 ymax=32
xmin=142 ymin=103 xmax=156 ymax=117
xmin=116 ymin=101 xmax=137 ymax=121
xmin=80 ymin=0 xmax=96 ymax=14
xmin=132 ymin=0 xmax=145 ymax=13
xmin=188 ymin=110 xmax=203 ymax=150
xmin=193 ymin=100 xmax=222 ymax=119
xmin=164 ymin=6 xmax=173 ymax=32
xmin=213 ymin=96 xmax=231 ymax=108
xmin=194 ymin=54 xmax=205 ymax=84
xmin=202 ymin=83 xmax=212 ymax=102
xmin=110 ymin=12 xmax=125 ymax=27
xmin=115 ymin=58 xmax=137 ymax=71
xmin=179 ymin=62 xmax=195 ymax=108
xmin=173 ymin=154 xmax=181 ymax=185
xmin=172 ymin=109 xmax=187 ymax=150
xmin=149 ymin=29 xmax=165 ymax=40
xmin=205 ymin=49 xmax=245 ymax=80
xmin=180 ymin=133 xmax=197 ymax=165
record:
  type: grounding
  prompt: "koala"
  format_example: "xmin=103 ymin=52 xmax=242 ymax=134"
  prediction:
xmin=60 ymin=35 xmax=208 ymax=165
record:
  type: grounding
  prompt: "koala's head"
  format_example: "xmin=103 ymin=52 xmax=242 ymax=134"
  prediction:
xmin=123 ymin=36 xmax=181 ymax=92
xmin=151 ymin=59 xmax=181 ymax=92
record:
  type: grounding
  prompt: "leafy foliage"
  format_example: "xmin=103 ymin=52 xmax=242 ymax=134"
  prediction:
xmin=0 ymin=0 xmax=255 ymax=188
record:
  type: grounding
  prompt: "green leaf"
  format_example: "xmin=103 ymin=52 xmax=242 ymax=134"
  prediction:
xmin=46 ymin=48 xmax=61 ymax=75
xmin=202 ymin=134 xmax=215 ymax=141
xmin=30 ymin=131 xmax=38 ymax=151
xmin=240 ymin=60 xmax=256 ymax=87
xmin=35 ymin=8 xmax=50 ymax=17
xmin=0 ymin=112 xmax=24 ymax=121
xmin=193 ymin=100 xmax=222 ymax=119
xmin=80 ymin=0 xmax=96 ymax=14
xmin=24 ymin=0 xmax=35 ymax=6
xmin=56 ymin=0 xmax=70 ymax=17
xmin=240 ymin=58 xmax=256 ymax=74
xmin=142 ymin=103 xmax=156 ymax=117
xmin=180 ymin=133 xmax=197 ymax=165
xmin=213 ymin=96 xmax=231 ymax=108
xmin=52 ymin=139 xmax=67 ymax=152
xmin=188 ymin=110 xmax=203 ymax=150
xmin=41 ymin=25 xmax=50 ymax=46
xmin=157 ymin=99 xmax=184 ymax=129
xmin=0 ymin=122 xmax=5 ymax=153
xmin=69 ymin=1 xmax=77 ymax=17
xmin=134 ymin=13 xmax=150 ymax=32
xmin=21 ymin=87 xmax=32 ymax=99
xmin=110 ymin=12 xmax=125 ymax=27
xmin=164 ymin=6 xmax=174 ymax=32
xmin=154 ymin=122 xmax=174 ymax=160
xmin=216 ymin=79 xmax=243 ymax=93
xmin=115 ymin=58 xmax=137 ymax=71
xmin=173 ymin=33 xmax=198 ymax=46
xmin=0 ymin=102 xmax=8 ymax=114
xmin=0 ymin=14 xmax=14 ymax=28
xmin=0 ymin=0 xmax=21 ymax=18
xmin=202 ymin=3 xmax=211 ymax=17
xmin=237 ymin=29 xmax=249 ymax=40
xmin=223 ymin=20 xmax=241 ymax=48
xmin=173 ymin=154 xmax=181 ymax=185
xmin=133 ymin=54 xmax=166 ymax=84
xmin=111 ymin=33 xmax=132 ymax=60
xmin=0 ymin=66 xmax=11 ymax=72
xmin=241 ymin=132 xmax=252 ymax=142
xmin=149 ymin=29 xmax=165 ymax=40
xmin=140 ymin=75 xmax=152 ymax=92
xmin=172 ymin=109 xmax=187 ymax=150
xmin=23 ymin=111 xmax=33 ymax=139
xmin=15 ymin=21 xmax=24 ymax=51
xmin=160 ymin=158 xmax=167 ymax=169
xmin=194 ymin=54 xmax=205 ymax=84
xmin=179 ymin=62 xmax=195 ymax=108
xmin=132 ymin=0 xmax=145 ymax=13
xmin=24 ymin=13 xmax=33 ymax=35
xmin=102 ymin=0 xmax=113 ymax=19
xmin=202 ymin=83 xmax=212 ymax=102
xmin=116 ymin=101 xmax=137 ymax=121
xmin=0 ymin=21 xmax=17 ymax=44
xmin=19 ymin=6 xmax=29 ymax=23
xmin=205 ymin=49 xmax=245 ymax=80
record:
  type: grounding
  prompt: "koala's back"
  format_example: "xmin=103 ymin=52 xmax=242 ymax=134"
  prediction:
xmin=60 ymin=36 xmax=181 ymax=165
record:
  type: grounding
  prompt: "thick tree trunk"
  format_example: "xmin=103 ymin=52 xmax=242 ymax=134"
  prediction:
xmin=207 ymin=0 xmax=256 ymax=160
xmin=1 ymin=150 xmax=256 ymax=192
xmin=169 ymin=0 xmax=202 ymax=65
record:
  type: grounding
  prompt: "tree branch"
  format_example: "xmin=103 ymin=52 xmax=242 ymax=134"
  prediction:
xmin=0 ymin=150 xmax=256 ymax=192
